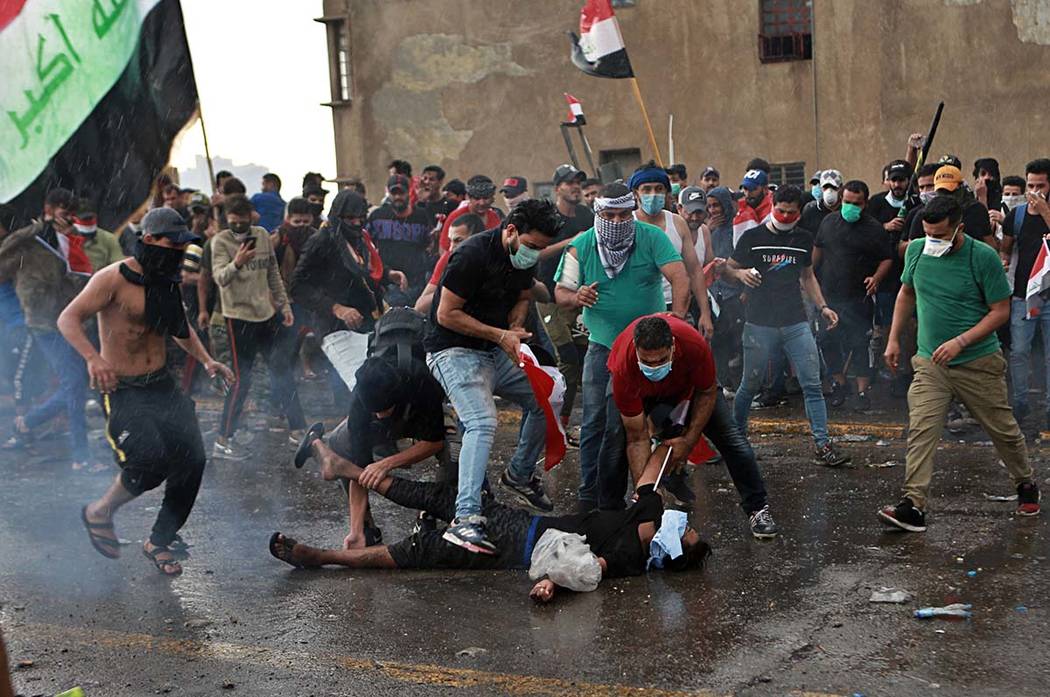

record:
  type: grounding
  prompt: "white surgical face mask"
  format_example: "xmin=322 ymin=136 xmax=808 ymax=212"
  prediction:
xmin=922 ymin=226 xmax=960 ymax=258
xmin=919 ymin=191 xmax=936 ymax=205
xmin=1003 ymin=194 xmax=1026 ymax=211
xmin=822 ymin=189 xmax=839 ymax=207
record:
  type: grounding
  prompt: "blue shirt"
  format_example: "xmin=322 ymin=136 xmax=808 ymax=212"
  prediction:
xmin=250 ymin=190 xmax=286 ymax=232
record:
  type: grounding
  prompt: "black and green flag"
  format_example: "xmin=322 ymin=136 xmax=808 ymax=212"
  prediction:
xmin=1 ymin=0 xmax=198 ymax=230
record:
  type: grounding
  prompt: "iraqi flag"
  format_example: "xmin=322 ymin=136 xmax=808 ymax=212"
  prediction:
xmin=0 ymin=0 xmax=199 ymax=232
xmin=732 ymin=190 xmax=773 ymax=247
xmin=520 ymin=346 xmax=568 ymax=471
xmin=563 ymin=93 xmax=586 ymax=126
xmin=1026 ymin=239 xmax=1050 ymax=318
xmin=568 ymin=0 xmax=634 ymax=80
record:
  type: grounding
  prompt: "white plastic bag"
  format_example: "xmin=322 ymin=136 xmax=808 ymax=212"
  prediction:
xmin=321 ymin=330 xmax=370 ymax=390
xmin=528 ymin=529 xmax=602 ymax=592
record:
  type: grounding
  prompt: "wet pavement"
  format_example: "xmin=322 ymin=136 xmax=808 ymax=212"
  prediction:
xmin=1 ymin=383 xmax=1049 ymax=696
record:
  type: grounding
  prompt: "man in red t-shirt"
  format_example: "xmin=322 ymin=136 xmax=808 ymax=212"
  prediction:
xmin=438 ymin=175 xmax=503 ymax=251
xmin=608 ymin=314 xmax=778 ymax=538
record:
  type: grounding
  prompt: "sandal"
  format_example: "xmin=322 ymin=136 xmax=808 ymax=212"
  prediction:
xmin=168 ymin=533 xmax=191 ymax=556
xmin=81 ymin=505 xmax=121 ymax=559
xmin=143 ymin=543 xmax=183 ymax=576
xmin=293 ymin=422 xmax=325 ymax=469
xmin=269 ymin=532 xmax=307 ymax=568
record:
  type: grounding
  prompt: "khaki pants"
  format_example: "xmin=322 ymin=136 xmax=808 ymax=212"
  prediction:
xmin=903 ymin=351 xmax=1033 ymax=508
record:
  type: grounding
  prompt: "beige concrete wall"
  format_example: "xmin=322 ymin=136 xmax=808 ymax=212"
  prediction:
xmin=322 ymin=0 xmax=1050 ymax=198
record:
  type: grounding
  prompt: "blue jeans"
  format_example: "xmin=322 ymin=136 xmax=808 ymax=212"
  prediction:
xmin=428 ymin=346 xmax=546 ymax=519
xmin=734 ymin=322 xmax=829 ymax=447
xmin=1009 ymin=297 xmax=1050 ymax=413
xmin=579 ymin=342 xmax=630 ymax=509
xmin=25 ymin=330 xmax=88 ymax=461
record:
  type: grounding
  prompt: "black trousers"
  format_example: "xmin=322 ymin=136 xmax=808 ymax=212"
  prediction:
xmin=602 ymin=392 xmax=769 ymax=515
xmin=384 ymin=479 xmax=534 ymax=571
xmin=103 ymin=371 xmax=206 ymax=547
xmin=221 ymin=316 xmax=306 ymax=438
xmin=822 ymin=299 xmax=875 ymax=380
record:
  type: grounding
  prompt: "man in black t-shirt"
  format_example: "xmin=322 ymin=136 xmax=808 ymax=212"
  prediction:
xmin=727 ymin=186 xmax=850 ymax=468
xmin=907 ymin=166 xmax=996 ymax=249
xmin=815 ymin=180 xmax=894 ymax=411
xmin=295 ymin=357 xmax=448 ymax=549
xmin=367 ymin=174 xmax=435 ymax=306
xmin=537 ymin=165 xmax=595 ymax=439
xmin=425 ymin=200 xmax=563 ymax=556
xmin=801 ymin=169 xmax=842 ymax=234
xmin=999 ymin=158 xmax=1050 ymax=424
xmin=867 ymin=161 xmax=913 ymax=333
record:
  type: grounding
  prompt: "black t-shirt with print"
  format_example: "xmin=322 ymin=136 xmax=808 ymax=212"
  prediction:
xmin=1003 ymin=206 xmax=1050 ymax=298
xmin=732 ymin=224 xmax=814 ymax=328
xmin=424 ymin=228 xmax=536 ymax=353
xmin=815 ymin=212 xmax=894 ymax=301
xmin=908 ymin=198 xmax=993 ymax=243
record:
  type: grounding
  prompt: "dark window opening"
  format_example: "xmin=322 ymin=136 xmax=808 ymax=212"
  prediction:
xmin=758 ymin=0 xmax=812 ymax=63
xmin=599 ymin=148 xmax=642 ymax=184
xmin=768 ymin=161 xmax=807 ymax=188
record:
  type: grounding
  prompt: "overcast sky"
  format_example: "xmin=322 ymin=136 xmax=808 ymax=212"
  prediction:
xmin=171 ymin=1 xmax=336 ymax=191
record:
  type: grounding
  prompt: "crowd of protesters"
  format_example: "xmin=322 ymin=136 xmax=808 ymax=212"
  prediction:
xmin=0 ymin=132 xmax=1044 ymax=589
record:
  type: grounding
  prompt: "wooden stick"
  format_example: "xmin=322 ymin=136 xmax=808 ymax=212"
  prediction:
xmin=629 ymin=77 xmax=663 ymax=168
xmin=199 ymin=108 xmax=216 ymax=195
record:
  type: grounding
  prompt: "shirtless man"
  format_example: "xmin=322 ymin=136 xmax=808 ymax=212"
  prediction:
xmin=59 ymin=208 xmax=233 ymax=576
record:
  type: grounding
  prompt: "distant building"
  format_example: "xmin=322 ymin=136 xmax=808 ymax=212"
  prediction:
xmin=319 ymin=0 xmax=1050 ymax=196
xmin=177 ymin=155 xmax=269 ymax=196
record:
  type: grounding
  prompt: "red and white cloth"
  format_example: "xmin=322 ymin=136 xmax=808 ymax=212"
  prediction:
xmin=1026 ymin=238 xmax=1050 ymax=318
xmin=732 ymin=191 xmax=773 ymax=247
xmin=520 ymin=345 xmax=567 ymax=471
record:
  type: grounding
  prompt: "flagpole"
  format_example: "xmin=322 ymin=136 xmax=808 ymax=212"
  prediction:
xmin=629 ymin=77 xmax=663 ymax=168
xmin=198 ymin=109 xmax=216 ymax=195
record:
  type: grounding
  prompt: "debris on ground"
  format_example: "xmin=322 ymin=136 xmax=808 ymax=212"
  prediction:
xmin=456 ymin=646 xmax=488 ymax=658
xmin=914 ymin=603 xmax=973 ymax=619
xmin=868 ymin=461 xmax=899 ymax=468
xmin=983 ymin=493 xmax=1018 ymax=501
xmin=869 ymin=587 xmax=912 ymax=603
xmin=184 ymin=619 xmax=213 ymax=629
xmin=836 ymin=434 xmax=872 ymax=443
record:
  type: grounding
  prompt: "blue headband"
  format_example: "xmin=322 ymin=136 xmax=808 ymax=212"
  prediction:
xmin=628 ymin=167 xmax=670 ymax=192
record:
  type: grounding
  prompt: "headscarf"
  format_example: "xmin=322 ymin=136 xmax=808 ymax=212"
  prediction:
xmin=592 ymin=192 xmax=637 ymax=279
xmin=627 ymin=166 xmax=671 ymax=192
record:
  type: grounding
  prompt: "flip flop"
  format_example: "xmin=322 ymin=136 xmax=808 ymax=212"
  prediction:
xmin=269 ymin=532 xmax=305 ymax=569
xmin=81 ymin=505 xmax=121 ymax=560
xmin=293 ymin=422 xmax=325 ymax=469
xmin=143 ymin=544 xmax=182 ymax=576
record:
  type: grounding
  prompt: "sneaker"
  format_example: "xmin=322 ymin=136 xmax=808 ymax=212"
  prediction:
xmin=364 ymin=524 xmax=383 ymax=546
xmin=814 ymin=442 xmax=851 ymax=467
xmin=499 ymin=469 xmax=554 ymax=513
xmin=565 ymin=428 xmax=581 ymax=450
xmin=287 ymin=429 xmax=305 ymax=445
xmin=1017 ymin=481 xmax=1041 ymax=517
xmin=411 ymin=511 xmax=438 ymax=536
xmin=442 ymin=515 xmax=498 ymax=555
xmin=213 ymin=440 xmax=250 ymax=461
xmin=752 ymin=390 xmax=787 ymax=409
xmin=877 ymin=497 xmax=927 ymax=532
xmin=854 ymin=391 xmax=871 ymax=412
xmin=749 ymin=505 xmax=779 ymax=539
xmin=828 ymin=381 xmax=849 ymax=408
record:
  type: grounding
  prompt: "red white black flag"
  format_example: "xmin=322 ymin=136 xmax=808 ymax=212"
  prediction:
xmin=1026 ymin=238 xmax=1050 ymax=318
xmin=568 ymin=0 xmax=634 ymax=80
xmin=563 ymin=93 xmax=585 ymax=125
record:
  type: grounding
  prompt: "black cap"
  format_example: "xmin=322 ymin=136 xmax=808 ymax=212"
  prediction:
xmin=553 ymin=164 xmax=586 ymax=186
xmin=303 ymin=184 xmax=330 ymax=197
xmin=701 ymin=166 xmax=720 ymax=179
xmin=386 ymin=174 xmax=411 ymax=192
xmin=466 ymin=175 xmax=496 ymax=198
xmin=500 ymin=176 xmax=528 ymax=197
xmin=141 ymin=207 xmax=200 ymax=244
xmin=884 ymin=159 xmax=913 ymax=181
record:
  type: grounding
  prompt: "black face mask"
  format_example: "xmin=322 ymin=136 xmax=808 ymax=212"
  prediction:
xmin=391 ymin=199 xmax=408 ymax=213
xmin=229 ymin=221 xmax=251 ymax=236
xmin=308 ymin=202 xmax=324 ymax=218
xmin=334 ymin=219 xmax=363 ymax=244
xmin=134 ymin=239 xmax=184 ymax=282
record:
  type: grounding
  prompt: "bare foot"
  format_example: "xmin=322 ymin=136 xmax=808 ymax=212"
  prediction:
xmin=314 ymin=442 xmax=338 ymax=481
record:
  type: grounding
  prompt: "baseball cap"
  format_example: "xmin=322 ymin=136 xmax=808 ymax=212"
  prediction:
xmin=885 ymin=159 xmax=913 ymax=181
xmin=182 ymin=243 xmax=203 ymax=273
xmin=937 ymin=154 xmax=963 ymax=169
xmin=934 ymin=165 xmax=963 ymax=192
xmin=553 ymin=164 xmax=586 ymax=186
xmin=809 ymin=170 xmax=823 ymax=185
xmin=500 ymin=176 xmax=528 ymax=197
xmin=303 ymin=184 xmax=329 ymax=198
xmin=466 ymin=175 xmax=496 ymax=198
xmin=740 ymin=169 xmax=769 ymax=190
xmin=386 ymin=174 xmax=410 ymax=192
xmin=187 ymin=191 xmax=210 ymax=212
xmin=442 ymin=179 xmax=466 ymax=197
xmin=179 ymin=187 xmax=198 ymax=195
xmin=141 ymin=207 xmax=200 ymax=244
xmin=701 ymin=166 xmax=720 ymax=179
xmin=678 ymin=186 xmax=708 ymax=213
xmin=819 ymin=169 xmax=843 ymax=189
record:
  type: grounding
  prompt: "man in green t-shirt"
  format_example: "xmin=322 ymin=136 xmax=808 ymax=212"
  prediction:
xmin=554 ymin=182 xmax=688 ymax=510
xmin=881 ymin=196 xmax=1039 ymax=532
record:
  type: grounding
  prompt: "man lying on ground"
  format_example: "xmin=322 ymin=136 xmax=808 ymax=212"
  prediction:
xmin=270 ymin=432 xmax=710 ymax=602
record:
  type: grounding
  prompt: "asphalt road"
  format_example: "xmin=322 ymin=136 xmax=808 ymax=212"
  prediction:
xmin=1 ymin=384 xmax=1048 ymax=696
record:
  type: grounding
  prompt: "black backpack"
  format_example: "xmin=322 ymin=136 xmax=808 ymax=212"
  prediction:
xmin=369 ymin=307 xmax=426 ymax=370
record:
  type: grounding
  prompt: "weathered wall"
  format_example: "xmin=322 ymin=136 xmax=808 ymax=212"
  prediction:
xmin=323 ymin=0 xmax=1050 ymax=197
